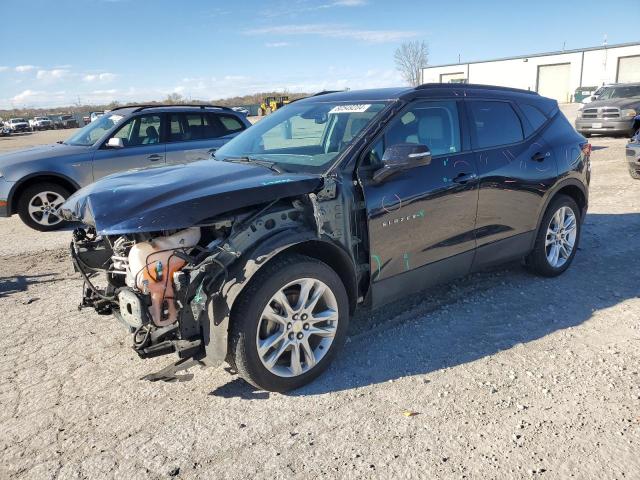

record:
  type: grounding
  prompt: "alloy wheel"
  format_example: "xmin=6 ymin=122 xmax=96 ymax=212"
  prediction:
xmin=27 ymin=191 xmax=66 ymax=227
xmin=256 ymin=278 xmax=339 ymax=378
xmin=545 ymin=206 xmax=577 ymax=268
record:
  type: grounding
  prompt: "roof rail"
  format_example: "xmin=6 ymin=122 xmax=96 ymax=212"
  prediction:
xmin=107 ymin=104 xmax=235 ymax=113
xmin=312 ymin=90 xmax=346 ymax=97
xmin=415 ymin=83 xmax=538 ymax=95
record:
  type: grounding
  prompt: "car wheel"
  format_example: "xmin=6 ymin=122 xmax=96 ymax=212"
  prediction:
xmin=629 ymin=169 xmax=640 ymax=180
xmin=525 ymin=194 xmax=581 ymax=277
xmin=17 ymin=182 xmax=71 ymax=231
xmin=229 ymin=253 xmax=349 ymax=392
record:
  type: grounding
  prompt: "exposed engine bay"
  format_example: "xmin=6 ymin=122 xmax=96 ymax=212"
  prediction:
xmin=69 ymin=191 xmax=355 ymax=379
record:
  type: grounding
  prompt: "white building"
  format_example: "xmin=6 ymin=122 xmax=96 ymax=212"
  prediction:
xmin=421 ymin=42 xmax=640 ymax=103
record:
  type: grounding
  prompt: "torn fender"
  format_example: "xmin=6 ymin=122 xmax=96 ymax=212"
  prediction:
xmin=200 ymin=228 xmax=321 ymax=366
xmin=60 ymin=159 xmax=322 ymax=235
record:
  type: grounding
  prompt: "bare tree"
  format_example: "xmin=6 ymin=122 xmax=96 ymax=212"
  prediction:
xmin=165 ymin=92 xmax=185 ymax=104
xmin=394 ymin=41 xmax=429 ymax=86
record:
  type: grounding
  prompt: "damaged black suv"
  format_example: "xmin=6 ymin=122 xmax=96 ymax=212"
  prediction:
xmin=63 ymin=85 xmax=590 ymax=391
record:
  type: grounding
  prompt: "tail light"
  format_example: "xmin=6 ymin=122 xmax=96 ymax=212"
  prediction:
xmin=580 ymin=142 xmax=592 ymax=157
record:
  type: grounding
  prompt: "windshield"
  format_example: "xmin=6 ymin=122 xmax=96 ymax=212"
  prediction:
xmin=215 ymin=100 xmax=389 ymax=172
xmin=11 ymin=118 xmax=26 ymax=123
xmin=65 ymin=112 xmax=126 ymax=146
xmin=598 ymin=85 xmax=640 ymax=100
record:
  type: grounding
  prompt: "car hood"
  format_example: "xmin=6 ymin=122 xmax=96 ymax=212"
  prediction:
xmin=60 ymin=159 xmax=323 ymax=235
xmin=585 ymin=97 xmax=640 ymax=109
xmin=0 ymin=143 xmax=91 ymax=170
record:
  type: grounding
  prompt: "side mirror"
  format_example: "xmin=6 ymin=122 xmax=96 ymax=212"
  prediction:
xmin=373 ymin=143 xmax=432 ymax=183
xmin=106 ymin=137 xmax=124 ymax=149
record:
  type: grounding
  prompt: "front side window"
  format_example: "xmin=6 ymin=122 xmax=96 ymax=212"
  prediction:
xmin=110 ymin=115 xmax=161 ymax=147
xmin=215 ymin=101 xmax=389 ymax=172
xmin=468 ymin=101 xmax=523 ymax=149
xmin=365 ymin=100 xmax=461 ymax=167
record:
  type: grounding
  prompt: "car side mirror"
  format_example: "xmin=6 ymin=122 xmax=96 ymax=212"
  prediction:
xmin=106 ymin=137 xmax=124 ymax=149
xmin=373 ymin=143 xmax=432 ymax=183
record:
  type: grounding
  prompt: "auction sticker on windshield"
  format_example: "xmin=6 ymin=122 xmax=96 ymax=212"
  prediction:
xmin=109 ymin=115 xmax=124 ymax=123
xmin=329 ymin=104 xmax=371 ymax=114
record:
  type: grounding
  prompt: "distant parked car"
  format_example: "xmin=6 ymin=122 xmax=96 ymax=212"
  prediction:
xmin=575 ymin=83 xmax=640 ymax=137
xmin=90 ymin=111 xmax=106 ymax=122
xmin=0 ymin=104 xmax=251 ymax=230
xmin=0 ymin=123 xmax=10 ymax=137
xmin=231 ymin=106 xmax=249 ymax=116
xmin=51 ymin=114 xmax=79 ymax=129
xmin=29 ymin=116 xmax=54 ymax=131
xmin=6 ymin=118 xmax=30 ymax=133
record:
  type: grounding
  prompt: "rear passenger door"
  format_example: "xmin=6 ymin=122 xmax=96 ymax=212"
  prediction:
xmin=466 ymin=99 xmax=555 ymax=267
xmin=165 ymin=112 xmax=246 ymax=164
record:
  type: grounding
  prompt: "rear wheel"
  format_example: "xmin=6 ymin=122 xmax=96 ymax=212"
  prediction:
xmin=526 ymin=195 xmax=581 ymax=277
xmin=17 ymin=182 xmax=70 ymax=231
xmin=229 ymin=254 xmax=349 ymax=392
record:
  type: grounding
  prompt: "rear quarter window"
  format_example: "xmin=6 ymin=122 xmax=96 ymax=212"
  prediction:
xmin=468 ymin=100 xmax=524 ymax=149
xmin=217 ymin=115 xmax=245 ymax=135
xmin=519 ymin=103 xmax=548 ymax=133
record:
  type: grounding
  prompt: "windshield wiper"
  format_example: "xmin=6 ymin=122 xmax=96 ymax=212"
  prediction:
xmin=222 ymin=156 xmax=283 ymax=174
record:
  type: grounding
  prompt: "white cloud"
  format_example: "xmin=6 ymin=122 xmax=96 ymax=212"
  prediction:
xmin=0 ymin=66 xmax=8 ymax=72
xmin=83 ymin=72 xmax=117 ymax=82
xmin=36 ymin=69 xmax=71 ymax=81
xmin=245 ymin=24 xmax=418 ymax=43
xmin=265 ymin=42 xmax=290 ymax=48
xmin=15 ymin=65 xmax=37 ymax=73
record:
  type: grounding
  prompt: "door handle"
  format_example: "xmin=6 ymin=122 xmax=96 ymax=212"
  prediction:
xmin=531 ymin=152 xmax=547 ymax=162
xmin=452 ymin=172 xmax=477 ymax=184
xmin=147 ymin=154 xmax=162 ymax=161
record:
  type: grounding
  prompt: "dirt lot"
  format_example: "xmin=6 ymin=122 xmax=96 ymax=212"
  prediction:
xmin=1 ymin=109 xmax=639 ymax=479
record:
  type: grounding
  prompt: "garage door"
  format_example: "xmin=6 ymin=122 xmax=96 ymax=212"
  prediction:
xmin=537 ymin=63 xmax=571 ymax=103
xmin=440 ymin=72 xmax=466 ymax=83
xmin=617 ymin=55 xmax=640 ymax=83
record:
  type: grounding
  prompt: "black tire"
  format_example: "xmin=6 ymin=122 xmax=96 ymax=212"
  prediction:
xmin=17 ymin=182 xmax=71 ymax=232
xmin=629 ymin=169 xmax=640 ymax=180
xmin=229 ymin=253 xmax=349 ymax=392
xmin=525 ymin=194 xmax=581 ymax=277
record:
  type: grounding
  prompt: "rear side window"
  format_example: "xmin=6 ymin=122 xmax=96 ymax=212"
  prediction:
xmin=519 ymin=103 xmax=548 ymax=132
xmin=168 ymin=113 xmax=226 ymax=142
xmin=215 ymin=114 xmax=245 ymax=135
xmin=468 ymin=101 xmax=523 ymax=149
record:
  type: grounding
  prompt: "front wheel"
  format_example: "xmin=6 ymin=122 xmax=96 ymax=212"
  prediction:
xmin=229 ymin=254 xmax=349 ymax=392
xmin=525 ymin=195 xmax=581 ymax=277
xmin=17 ymin=182 xmax=71 ymax=231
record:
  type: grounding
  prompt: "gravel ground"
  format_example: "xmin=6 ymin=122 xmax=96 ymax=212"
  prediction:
xmin=1 ymin=109 xmax=639 ymax=479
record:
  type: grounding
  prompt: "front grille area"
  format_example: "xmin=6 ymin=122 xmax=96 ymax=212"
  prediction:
xmin=581 ymin=107 xmax=620 ymax=119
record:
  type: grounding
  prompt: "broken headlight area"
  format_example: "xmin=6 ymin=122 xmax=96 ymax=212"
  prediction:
xmin=69 ymin=199 xmax=313 ymax=373
xmin=70 ymin=224 xmax=229 ymax=362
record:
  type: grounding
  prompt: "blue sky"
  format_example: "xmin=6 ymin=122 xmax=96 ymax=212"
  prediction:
xmin=0 ymin=0 xmax=637 ymax=108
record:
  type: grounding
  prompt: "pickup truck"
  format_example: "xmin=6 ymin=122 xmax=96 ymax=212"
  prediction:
xmin=29 ymin=116 xmax=54 ymax=131
xmin=6 ymin=118 xmax=30 ymax=133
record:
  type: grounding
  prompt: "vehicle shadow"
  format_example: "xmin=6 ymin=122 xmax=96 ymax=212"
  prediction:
xmin=0 ymin=273 xmax=57 ymax=298
xmin=209 ymin=212 xmax=640 ymax=398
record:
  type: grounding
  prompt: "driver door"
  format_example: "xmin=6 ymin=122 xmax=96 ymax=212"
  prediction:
xmin=358 ymin=99 xmax=479 ymax=306
xmin=92 ymin=114 xmax=166 ymax=180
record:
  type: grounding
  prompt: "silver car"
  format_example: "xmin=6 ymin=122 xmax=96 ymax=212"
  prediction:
xmin=0 ymin=105 xmax=251 ymax=230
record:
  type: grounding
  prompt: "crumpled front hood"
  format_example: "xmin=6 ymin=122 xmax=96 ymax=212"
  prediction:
xmin=60 ymin=159 xmax=323 ymax=235
xmin=0 ymin=143 xmax=91 ymax=172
